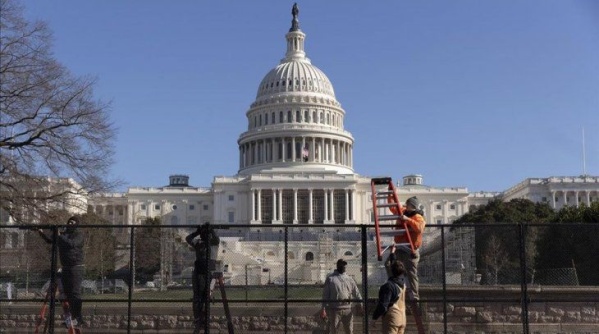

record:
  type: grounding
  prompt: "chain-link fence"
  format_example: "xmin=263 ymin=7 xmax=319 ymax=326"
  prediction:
xmin=1 ymin=222 xmax=598 ymax=333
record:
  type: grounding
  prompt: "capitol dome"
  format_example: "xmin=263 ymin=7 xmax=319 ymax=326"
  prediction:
xmin=237 ymin=5 xmax=354 ymax=176
xmin=256 ymin=58 xmax=336 ymax=100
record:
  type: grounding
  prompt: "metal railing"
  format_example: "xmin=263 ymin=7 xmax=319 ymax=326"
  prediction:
xmin=1 ymin=222 xmax=598 ymax=333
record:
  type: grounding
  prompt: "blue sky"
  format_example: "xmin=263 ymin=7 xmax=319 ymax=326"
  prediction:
xmin=23 ymin=1 xmax=598 ymax=192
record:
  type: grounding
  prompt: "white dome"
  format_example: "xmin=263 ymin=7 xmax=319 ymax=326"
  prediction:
xmin=256 ymin=61 xmax=336 ymax=99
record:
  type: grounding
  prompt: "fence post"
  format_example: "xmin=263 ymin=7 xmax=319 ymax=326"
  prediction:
xmin=361 ymin=225 xmax=368 ymax=334
xmin=440 ymin=225 xmax=448 ymax=334
xmin=48 ymin=226 xmax=58 ymax=334
xmin=518 ymin=222 xmax=530 ymax=334
xmin=284 ymin=226 xmax=289 ymax=334
xmin=127 ymin=226 xmax=135 ymax=334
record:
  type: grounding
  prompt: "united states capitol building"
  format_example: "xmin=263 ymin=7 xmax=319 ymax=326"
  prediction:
xmin=2 ymin=7 xmax=598 ymax=286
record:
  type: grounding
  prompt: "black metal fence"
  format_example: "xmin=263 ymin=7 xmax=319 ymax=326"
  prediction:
xmin=1 ymin=222 xmax=598 ymax=333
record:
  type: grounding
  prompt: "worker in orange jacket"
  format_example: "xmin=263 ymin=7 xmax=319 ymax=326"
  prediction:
xmin=387 ymin=196 xmax=425 ymax=301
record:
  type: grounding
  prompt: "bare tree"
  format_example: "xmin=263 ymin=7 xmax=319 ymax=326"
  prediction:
xmin=482 ymin=235 xmax=509 ymax=285
xmin=0 ymin=0 xmax=117 ymax=223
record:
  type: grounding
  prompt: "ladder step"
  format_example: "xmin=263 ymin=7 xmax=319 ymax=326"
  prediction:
xmin=376 ymin=203 xmax=399 ymax=208
xmin=371 ymin=177 xmax=392 ymax=185
xmin=378 ymin=215 xmax=402 ymax=221
xmin=376 ymin=191 xmax=394 ymax=195
xmin=382 ymin=243 xmax=412 ymax=249
xmin=379 ymin=230 xmax=406 ymax=236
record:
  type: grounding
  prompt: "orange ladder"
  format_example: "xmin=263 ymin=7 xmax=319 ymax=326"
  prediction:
xmin=35 ymin=274 xmax=82 ymax=334
xmin=371 ymin=177 xmax=425 ymax=334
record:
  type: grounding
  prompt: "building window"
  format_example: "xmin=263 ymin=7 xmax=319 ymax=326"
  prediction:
xmin=271 ymin=112 xmax=275 ymax=124
xmin=265 ymin=114 xmax=268 ymax=125
xmin=228 ymin=195 xmax=234 ymax=201
xmin=228 ymin=211 xmax=235 ymax=223
xmin=203 ymin=204 xmax=209 ymax=210
xmin=172 ymin=205 xmax=177 ymax=210
xmin=279 ymin=111 xmax=283 ymax=123
xmin=542 ymin=197 xmax=547 ymax=202
xmin=287 ymin=110 xmax=292 ymax=122
xmin=436 ymin=205 xmax=441 ymax=210
xmin=305 ymin=252 xmax=314 ymax=261
xmin=450 ymin=204 xmax=456 ymax=210
xmin=344 ymin=251 xmax=353 ymax=256
xmin=140 ymin=204 xmax=146 ymax=210
xmin=154 ymin=204 xmax=160 ymax=210
xmin=189 ymin=205 xmax=195 ymax=210
xmin=436 ymin=219 xmax=442 ymax=224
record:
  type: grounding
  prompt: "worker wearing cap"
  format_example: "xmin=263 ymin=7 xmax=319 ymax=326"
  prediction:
xmin=388 ymin=196 xmax=426 ymax=302
xmin=38 ymin=216 xmax=85 ymax=325
xmin=321 ymin=259 xmax=363 ymax=334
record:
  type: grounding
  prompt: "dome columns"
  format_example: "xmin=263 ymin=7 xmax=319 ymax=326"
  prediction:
xmin=238 ymin=135 xmax=354 ymax=172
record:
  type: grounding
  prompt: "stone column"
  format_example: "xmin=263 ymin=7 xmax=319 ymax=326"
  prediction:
xmin=257 ymin=189 xmax=262 ymax=222
xmin=292 ymin=137 xmax=296 ymax=162
xmin=293 ymin=188 xmax=298 ymax=224
xmin=329 ymin=189 xmax=335 ymax=223
xmin=281 ymin=138 xmax=286 ymax=162
xmin=574 ymin=191 xmax=579 ymax=207
xmin=272 ymin=189 xmax=277 ymax=222
xmin=586 ymin=191 xmax=591 ymax=206
xmin=562 ymin=191 xmax=567 ymax=207
xmin=324 ymin=189 xmax=328 ymax=224
xmin=250 ymin=189 xmax=256 ymax=222
xmin=550 ymin=191 xmax=556 ymax=209
xmin=278 ymin=188 xmax=283 ymax=222
xmin=308 ymin=189 xmax=314 ymax=224
xmin=311 ymin=137 xmax=316 ymax=162
xmin=351 ymin=189 xmax=356 ymax=222
xmin=345 ymin=189 xmax=350 ymax=223
xmin=272 ymin=138 xmax=276 ymax=162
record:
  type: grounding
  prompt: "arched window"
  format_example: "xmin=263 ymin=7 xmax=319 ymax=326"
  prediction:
xmin=344 ymin=251 xmax=353 ymax=256
xmin=265 ymin=114 xmax=268 ymax=125
xmin=287 ymin=110 xmax=292 ymax=123
xmin=266 ymin=251 xmax=275 ymax=257
xmin=272 ymin=112 xmax=275 ymax=124
xmin=305 ymin=252 xmax=314 ymax=261
xmin=279 ymin=111 xmax=283 ymax=123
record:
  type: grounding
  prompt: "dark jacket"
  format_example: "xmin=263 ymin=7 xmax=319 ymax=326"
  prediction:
xmin=186 ymin=229 xmax=220 ymax=274
xmin=372 ymin=276 xmax=405 ymax=320
xmin=40 ymin=229 xmax=85 ymax=267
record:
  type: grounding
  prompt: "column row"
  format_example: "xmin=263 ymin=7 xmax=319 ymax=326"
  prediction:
xmin=249 ymin=188 xmax=357 ymax=224
xmin=239 ymin=137 xmax=353 ymax=168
